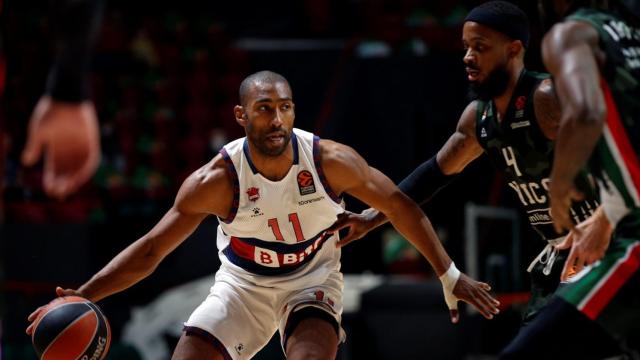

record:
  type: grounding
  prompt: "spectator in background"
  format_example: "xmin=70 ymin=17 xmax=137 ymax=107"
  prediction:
xmin=21 ymin=0 xmax=104 ymax=199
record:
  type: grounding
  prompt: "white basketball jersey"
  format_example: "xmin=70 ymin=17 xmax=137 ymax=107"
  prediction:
xmin=216 ymin=128 xmax=344 ymax=288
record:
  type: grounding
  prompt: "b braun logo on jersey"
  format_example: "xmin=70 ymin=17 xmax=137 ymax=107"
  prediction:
xmin=297 ymin=170 xmax=316 ymax=195
xmin=246 ymin=187 xmax=260 ymax=201
xmin=254 ymin=236 xmax=326 ymax=267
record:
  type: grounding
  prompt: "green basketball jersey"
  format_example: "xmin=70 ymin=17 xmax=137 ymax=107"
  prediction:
xmin=568 ymin=8 xmax=640 ymax=235
xmin=475 ymin=70 xmax=600 ymax=241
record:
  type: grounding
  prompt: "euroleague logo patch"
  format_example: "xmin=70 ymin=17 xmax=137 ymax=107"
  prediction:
xmin=297 ymin=170 xmax=316 ymax=195
xmin=515 ymin=95 xmax=526 ymax=118
xmin=515 ymin=95 xmax=526 ymax=110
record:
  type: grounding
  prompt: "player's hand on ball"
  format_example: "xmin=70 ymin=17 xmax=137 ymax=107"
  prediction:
xmin=26 ymin=286 xmax=84 ymax=335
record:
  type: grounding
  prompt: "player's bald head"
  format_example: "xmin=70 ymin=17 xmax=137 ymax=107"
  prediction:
xmin=239 ymin=71 xmax=291 ymax=107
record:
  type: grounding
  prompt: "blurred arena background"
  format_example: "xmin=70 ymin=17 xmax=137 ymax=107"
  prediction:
xmin=2 ymin=0 xmax=553 ymax=359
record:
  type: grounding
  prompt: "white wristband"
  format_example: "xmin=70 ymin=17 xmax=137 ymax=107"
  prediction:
xmin=439 ymin=262 xmax=461 ymax=310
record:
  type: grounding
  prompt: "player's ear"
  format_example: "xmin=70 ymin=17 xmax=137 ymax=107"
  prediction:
xmin=235 ymin=105 xmax=247 ymax=126
xmin=508 ymin=40 xmax=524 ymax=59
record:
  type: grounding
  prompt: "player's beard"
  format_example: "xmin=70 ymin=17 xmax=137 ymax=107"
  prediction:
xmin=467 ymin=65 xmax=511 ymax=101
xmin=249 ymin=127 xmax=291 ymax=157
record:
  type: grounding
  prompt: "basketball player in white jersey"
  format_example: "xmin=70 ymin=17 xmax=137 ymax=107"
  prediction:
xmin=26 ymin=71 xmax=500 ymax=360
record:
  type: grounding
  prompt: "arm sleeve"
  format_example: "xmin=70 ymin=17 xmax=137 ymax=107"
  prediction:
xmin=45 ymin=0 xmax=104 ymax=102
xmin=397 ymin=155 xmax=458 ymax=206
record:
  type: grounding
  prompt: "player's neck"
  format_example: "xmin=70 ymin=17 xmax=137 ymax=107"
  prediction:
xmin=493 ymin=64 xmax=525 ymax=122
xmin=247 ymin=142 xmax=295 ymax=181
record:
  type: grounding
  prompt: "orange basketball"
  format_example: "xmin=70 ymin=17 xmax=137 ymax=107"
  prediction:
xmin=31 ymin=296 xmax=111 ymax=360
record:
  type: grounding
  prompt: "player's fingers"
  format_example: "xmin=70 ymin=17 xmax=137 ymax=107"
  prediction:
xmin=27 ymin=307 xmax=44 ymax=322
xmin=53 ymin=151 xmax=101 ymax=198
xmin=326 ymin=213 xmax=353 ymax=233
xmin=572 ymin=257 xmax=585 ymax=276
xmin=561 ymin=249 xmax=579 ymax=281
xmin=555 ymin=215 xmax=573 ymax=234
xmin=477 ymin=287 xmax=501 ymax=309
xmin=570 ymin=188 xmax=585 ymax=201
xmin=556 ymin=232 xmax=574 ymax=250
xmin=477 ymin=281 xmax=492 ymax=292
xmin=42 ymin=154 xmax=76 ymax=199
xmin=42 ymin=146 xmax=60 ymax=195
xmin=560 ymin=260 xmax=573 ymax=282
xmin=46 ymin=179 xmax=71 ymax=199
xmin=565 ymin=219 xmax=576 ymax=231
xmin=449 ymin=309 xmax=459 ymax=324
xmin=26 ymin=323 xmax=35 ymax=335
xmin=553 ymin=215 xmax=565 ymax=234
xmin=327 ymin=221 xmax=351 ymax=234
xmin=470 ymin=298 xmax=494 ymax=320
xmin=474 ymin=282 xmax=500 ymax=307
xmin=459 ymin=290 xmax=492 ymax=319
xmin=471 ymin=291 xmax=498 ymax=317
xmin=585 ymin=253 xmax=600 ymax=266
xmin=44 ymin=174 xmax=70 ymax=200
xmin=335 ymin=231 xmax=360 ymax=248
xmin=56 ymin=286 xmax=80 ymax=297
xmin=21 ymin=133 xmax=44 ymax=167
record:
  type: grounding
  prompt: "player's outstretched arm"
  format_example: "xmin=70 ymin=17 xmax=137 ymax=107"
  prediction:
xmin=330 ymin=102 xmax=483 ymax=247
xmin=321 ymin=140 xmax=499 ymax=322
xmin=542 ymin=21 xmax=605 ymax=234
xmin=26 ymin=155 xmax=234 ymax=334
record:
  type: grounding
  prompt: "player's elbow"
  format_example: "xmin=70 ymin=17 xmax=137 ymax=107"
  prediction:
xmin=569 ymin=101 xmax=606 ymax=128
xmin=131 ymin=236 xmax=166 ymax=276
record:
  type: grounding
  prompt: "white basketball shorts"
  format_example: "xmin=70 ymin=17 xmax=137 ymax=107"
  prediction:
xmin=183 ymin=264 xmax=346 ymax=359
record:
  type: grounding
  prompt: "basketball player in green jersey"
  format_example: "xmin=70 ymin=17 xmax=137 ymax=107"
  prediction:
xmin=329 ymin=1 xmax=611 ymax=325
xmin=500 ymin=0 xmax=640 ymax=358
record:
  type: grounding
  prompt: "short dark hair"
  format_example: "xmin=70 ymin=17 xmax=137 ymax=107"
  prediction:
xmin=239 ymin=71 xmax=290 ymax=106
xmin=465 ymin=1 xmax=530 ymax=47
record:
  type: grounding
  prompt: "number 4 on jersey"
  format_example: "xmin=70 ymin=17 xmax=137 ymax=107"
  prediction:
xmin=502 ymin=146 xmax=523 ymax=177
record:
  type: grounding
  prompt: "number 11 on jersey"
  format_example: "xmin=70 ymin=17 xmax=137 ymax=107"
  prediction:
xmin=268 ymin=213 xmax=305 ymax=242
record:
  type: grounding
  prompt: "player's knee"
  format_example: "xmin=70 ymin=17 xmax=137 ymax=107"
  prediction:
xmin=285 ymin=311 xmax=339 ymax=360
xmin=287 ymin=339 xmax=336 ymax=360
xmin=172 ymin=328 xmax=228 ymax=360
